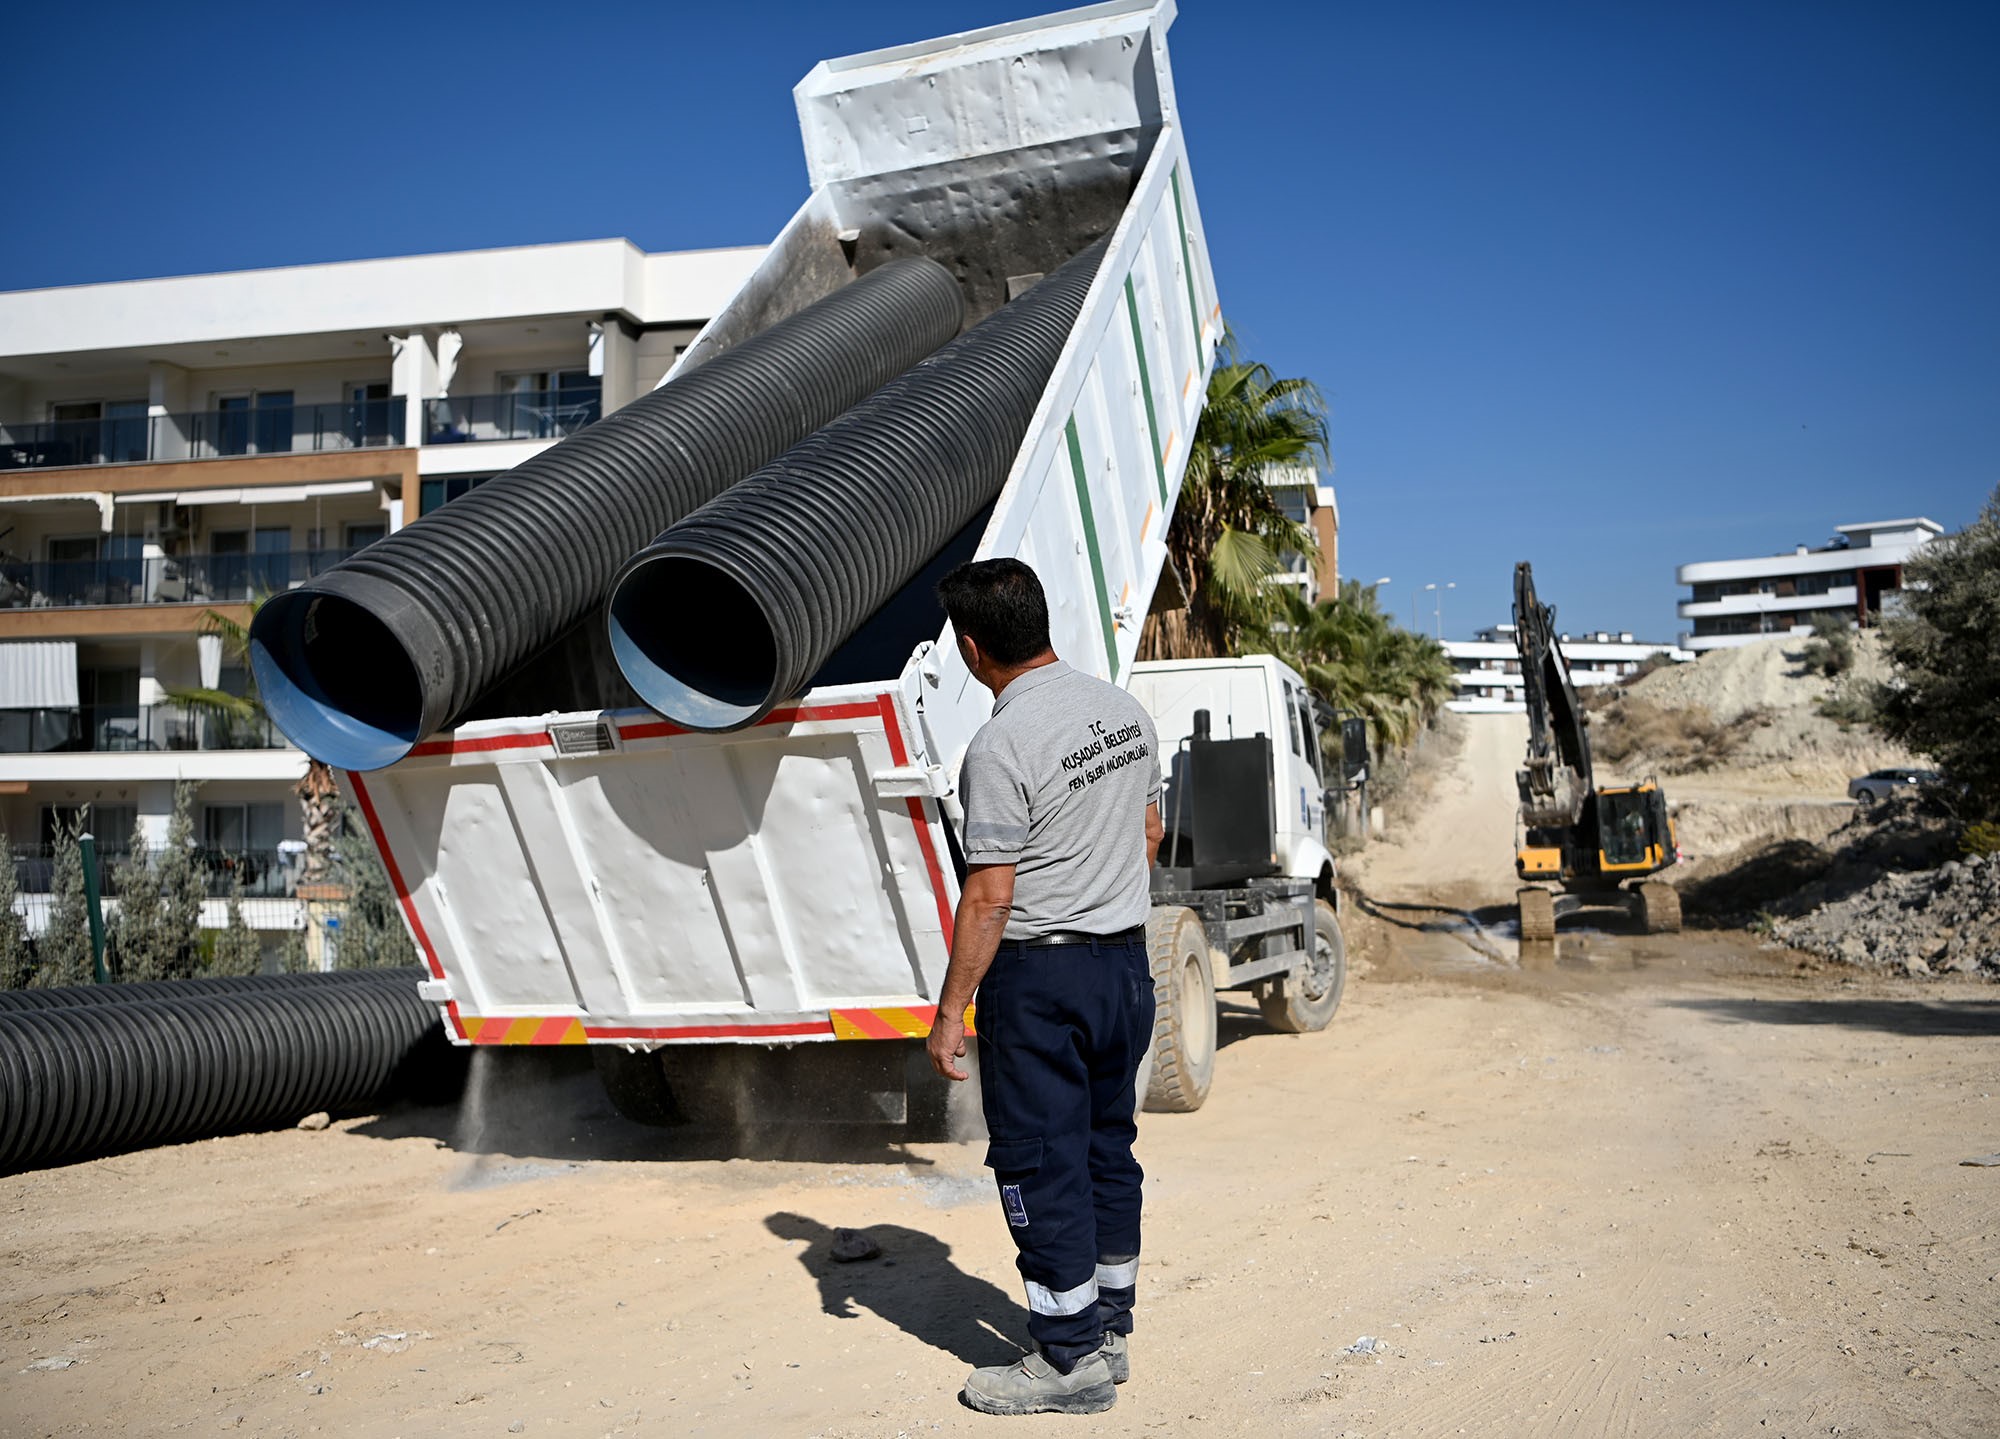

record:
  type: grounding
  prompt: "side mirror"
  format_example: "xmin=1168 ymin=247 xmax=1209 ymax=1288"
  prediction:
xmin=1340 ymin=716 xmax=1370 ymax=783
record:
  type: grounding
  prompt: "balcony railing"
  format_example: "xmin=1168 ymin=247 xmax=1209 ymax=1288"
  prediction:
xmin=425 ymin=388 xmax=601 ymax=444
xmin=0 ymin=704 xmax=285 ymax=755
xmin=0 ymin=546 xmax=365 ymax=611
xmin=0 ymin=400 xmax=406 ymax=471
xmin=13 ymin=844 xmax=297 ymax=898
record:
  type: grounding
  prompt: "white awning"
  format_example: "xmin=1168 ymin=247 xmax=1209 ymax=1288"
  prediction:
xmin=0 ymin=491 xmax=115 ymax=530
xmin=0 ymin=641 xmax=79 ymax=710
xmin=114 ymin=479 xmax=379 ymax=507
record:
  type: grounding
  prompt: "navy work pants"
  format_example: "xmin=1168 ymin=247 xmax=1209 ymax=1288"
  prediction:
xmin=977 ymin=935 xmax=1156 ymax=1373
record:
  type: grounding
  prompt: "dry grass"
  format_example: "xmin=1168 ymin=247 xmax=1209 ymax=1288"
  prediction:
xmin=1584 ymin=692 xmax=1775 ymax=774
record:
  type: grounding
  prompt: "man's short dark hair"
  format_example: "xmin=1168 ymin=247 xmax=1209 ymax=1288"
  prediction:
xmin=937 ymin=558 xmax=1052 ymax=667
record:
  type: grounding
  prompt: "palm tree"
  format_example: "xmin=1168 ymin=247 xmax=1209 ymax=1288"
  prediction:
xmin=1141 ymin=340 xmax=1327 ymax=660
xmin=1251 ymin=579 xmax=1457 ymax=755
xmin=163 ymin=605 xmax=341 ymax=883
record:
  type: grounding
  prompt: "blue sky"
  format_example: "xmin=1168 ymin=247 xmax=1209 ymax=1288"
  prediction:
xmin=4 ymin=1 xmax=1994 ymax=640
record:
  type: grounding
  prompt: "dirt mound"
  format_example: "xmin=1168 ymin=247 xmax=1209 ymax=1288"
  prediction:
xmin=1588 ymin=634 xmax=1915 ymax=792
xmin=1775 ymin=853 xmax=2000 ymax=978
xmin=1676 ymin=790 xmax=1962 ymax=926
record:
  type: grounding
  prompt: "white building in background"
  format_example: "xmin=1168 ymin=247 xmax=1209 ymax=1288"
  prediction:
xmin=1444 ymin=625 xmax=1692 ymax=713
xmin=0 ymin=239 xmax=761 ymax=932
xmin=1675 ymin=517 xmax=1943 ymax=653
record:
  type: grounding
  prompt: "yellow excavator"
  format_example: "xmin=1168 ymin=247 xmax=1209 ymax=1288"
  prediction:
xmin=1511 ymin=562 xmax=1681 ymax=940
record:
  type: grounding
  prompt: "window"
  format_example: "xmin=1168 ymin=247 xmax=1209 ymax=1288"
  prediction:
xmin=344 ymin=522 xmax=386 ymax=550
xmin=208 ymin=527 xmax=292 ymax=596
xmin=40 ymin=802 xmax=138 ymax=849
xmin=1295 ymin=690 xmax=1323 ymax=782
xmin=346 ymin=381 xmax=393 ymax=446
xmin=213 ymin=391 xmax=295 ymax=456
xmin=420 ymin=473 xmax=494 ymax=515
xmin=46 ymin=399 xmax=147 ymax=463
xmin=1283 ymin=683 xmax=1303 ymax=755
xmin=201 ymin=802 xmax=285 ymax=854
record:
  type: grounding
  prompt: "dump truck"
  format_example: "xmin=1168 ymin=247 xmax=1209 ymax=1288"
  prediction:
xmin=333 ymin=0 xmax=1348 ymax=1125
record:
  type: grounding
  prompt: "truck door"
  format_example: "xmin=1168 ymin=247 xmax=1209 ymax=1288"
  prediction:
xmin=1278 ymin=677 xmax=1325 ymax=847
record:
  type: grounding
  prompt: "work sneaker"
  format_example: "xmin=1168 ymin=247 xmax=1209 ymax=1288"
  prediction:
xmin=961 ymin=1350 xmax=1117 ymax=1416
xmin=1100 ymin=1330 xmax=1129 ymax=1384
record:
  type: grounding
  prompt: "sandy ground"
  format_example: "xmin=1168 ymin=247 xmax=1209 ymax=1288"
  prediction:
xmin=4 ymin=714 xmax=1997 ymax=1437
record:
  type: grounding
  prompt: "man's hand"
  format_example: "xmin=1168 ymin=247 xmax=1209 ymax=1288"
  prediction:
xmin=927 ymin=1010 xmax=969 ymax=1082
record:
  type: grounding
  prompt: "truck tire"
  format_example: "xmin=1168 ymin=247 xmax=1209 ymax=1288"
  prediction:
xmin=1143 ymin=907 xmax=1216 ymax=1114
xmin=1518 ymin=887 xmax=1556 ymax=943
xmin=593 ymin=1046 xmax=679 ymax=1127
xmin=1258 ymin=899 xmax=1346 ymax=1034
xmin=1637 ymin=881 xmax=1682 ymax=934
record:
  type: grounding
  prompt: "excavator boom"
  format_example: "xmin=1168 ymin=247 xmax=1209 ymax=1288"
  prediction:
xmin=1513 ymin=561 xmax=1593 ymax=828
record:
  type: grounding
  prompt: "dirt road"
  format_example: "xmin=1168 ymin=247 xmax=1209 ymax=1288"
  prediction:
xmin=4 ymin=941 xmax=1996 ymax=1437
xmin=4 ymin=712 xmax=1996 ymax=1436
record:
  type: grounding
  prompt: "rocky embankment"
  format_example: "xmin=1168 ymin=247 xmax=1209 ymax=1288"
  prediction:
xmin=1775 ymin=852 xmax=2000 ymax=979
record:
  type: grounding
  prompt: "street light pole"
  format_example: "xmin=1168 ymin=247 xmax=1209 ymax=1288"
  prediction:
xmin=1434 ymin=581 xmax=1456 ymax=640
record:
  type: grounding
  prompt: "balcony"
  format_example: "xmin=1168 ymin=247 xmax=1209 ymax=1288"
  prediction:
xmin=425 ymin=388 xmax=601 ymax=445
xmin=14 ymin=844 xmax=296 ymax=899
xmin=0 ymin=547 xmax=366 ymax=611
xmin=0 ymin=704 xmax=284 ymax=755
xmin=0 ymin=400 xmax=406 ymax=472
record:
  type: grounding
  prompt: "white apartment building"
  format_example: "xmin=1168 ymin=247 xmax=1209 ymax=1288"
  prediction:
xmin=1676 ymin=517 xmax=1943 ymax=653
xmin=1445 ymin=624 xmax=1692 ymax=713
xmin=0 ymin=239 xmax=761 ymax=931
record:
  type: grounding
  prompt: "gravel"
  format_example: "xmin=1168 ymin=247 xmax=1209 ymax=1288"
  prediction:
xmin=1775 ymin=852 xmax=2000 ymax=978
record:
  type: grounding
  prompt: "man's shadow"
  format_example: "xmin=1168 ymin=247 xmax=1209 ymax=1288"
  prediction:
xmin=766 ymin=1212 xmax=1025 ymax=1367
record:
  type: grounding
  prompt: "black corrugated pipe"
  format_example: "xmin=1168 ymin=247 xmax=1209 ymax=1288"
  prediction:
xmin=0 ymin=967 xmax=423 ymax=1011
xmin=606 ymin=235 xmax=1110 ymax=731
xmin=0 ymin=972 xmax=448 ymax=1172
xmin=249 ymin=259 xmax=965 ymax=771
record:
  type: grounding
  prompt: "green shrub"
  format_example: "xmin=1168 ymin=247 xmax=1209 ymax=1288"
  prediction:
xmin=1962 ymin=822 xmax=2000 ymax=859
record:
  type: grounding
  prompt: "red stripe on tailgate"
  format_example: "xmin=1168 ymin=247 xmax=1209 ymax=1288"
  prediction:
xmin=347 ymin=770 xmax=446 ymax=981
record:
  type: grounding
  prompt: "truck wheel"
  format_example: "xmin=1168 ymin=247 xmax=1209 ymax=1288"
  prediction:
xmin=1637 ymin=881 xmax=1682 ymax=934
xmin=1143 ymin=907 xmax=1216 ymax=1114
xmin=1258 ymin=899 xmax=1346 ymax=1034
xmin=1518 ymin=887 xmax=1556 ymax=943
xmin=593 ymin=1046 xmax=679 ymax=1127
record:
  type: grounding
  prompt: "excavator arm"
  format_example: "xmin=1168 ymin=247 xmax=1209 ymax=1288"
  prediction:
xmin=1513 ymin=561 xmax=1593 ymax=828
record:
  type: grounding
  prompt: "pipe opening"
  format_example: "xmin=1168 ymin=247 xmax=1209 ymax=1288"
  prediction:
xmin=250 ymin=590 xmax=426 ymax=771
xmin=607 ymin=556 xmax=779 ymax=731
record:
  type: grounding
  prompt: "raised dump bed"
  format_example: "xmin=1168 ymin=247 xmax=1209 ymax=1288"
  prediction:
xmin=348 ymin=0 xmax=1224 ymax=1059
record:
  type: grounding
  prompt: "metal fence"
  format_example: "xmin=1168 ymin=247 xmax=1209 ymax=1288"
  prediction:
xmin=0 ymin=704 xmax=283 ymax=754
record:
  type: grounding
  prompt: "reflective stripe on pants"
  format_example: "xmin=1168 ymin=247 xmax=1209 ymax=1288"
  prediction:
xmin=978 ymin=937 xmax=1155 ymax=1372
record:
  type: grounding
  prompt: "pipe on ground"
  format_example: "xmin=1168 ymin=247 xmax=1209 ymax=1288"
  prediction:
xmin=249 ymin=259 xmax=965 ymax=771
xmin=0 ymin=967 xmax=423 ymax=1011
xmin=0 ymin=970 xmax=447 ymax=1172
xmin=606 ymin=235 xmax=1109 ymax=731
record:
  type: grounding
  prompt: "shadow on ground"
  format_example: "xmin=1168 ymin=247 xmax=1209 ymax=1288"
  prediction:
xmin=1666 ymin=996 xmax=2000 ymax=1038
xmin=767 ymin=1211 xmax=1025 ymax=1367
xmin=351 ymin=1048 xmax=939 ymax=1167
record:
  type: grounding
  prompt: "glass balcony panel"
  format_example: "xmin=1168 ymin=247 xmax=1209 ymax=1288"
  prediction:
xmin=425 ymin=387 xmax=602 ymax=444
xmin=0 ymin=402 xmax=405 ymax=470
xmin=0 ymin=547 xmax=373 ymax=610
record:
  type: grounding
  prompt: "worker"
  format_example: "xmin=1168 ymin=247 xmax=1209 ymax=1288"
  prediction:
xmin=925 ymin=558 xmax=1162 ymax=1417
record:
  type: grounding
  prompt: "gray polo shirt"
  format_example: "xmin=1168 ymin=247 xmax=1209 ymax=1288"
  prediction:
xmin=958 ymin=660 xmax=1161 ymax=939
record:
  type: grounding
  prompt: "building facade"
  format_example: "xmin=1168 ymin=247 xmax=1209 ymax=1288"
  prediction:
xmin=1444 ymin=625 xmax=1691 ymax=713
xmin=1675 ymin=517 xmax=1943 ymax=653
xmin=0 ymin=239 xmax=760 ymax=935
xmin=1263 ymin=463 xmax=1339 ymax=603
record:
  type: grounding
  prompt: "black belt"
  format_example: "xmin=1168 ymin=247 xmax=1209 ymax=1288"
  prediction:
xmin=999 ymin=924 xmax=1147 ymax=952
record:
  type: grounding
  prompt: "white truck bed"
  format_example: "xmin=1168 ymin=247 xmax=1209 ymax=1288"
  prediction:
xmin=352 ymin=0 xmax=1221 ymax=1047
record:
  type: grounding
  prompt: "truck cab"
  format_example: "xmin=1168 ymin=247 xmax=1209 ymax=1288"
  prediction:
xmin=1127 ymin=655 xmax=1338 ymax=899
